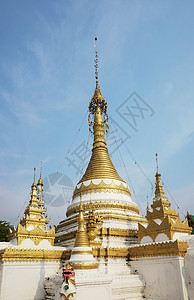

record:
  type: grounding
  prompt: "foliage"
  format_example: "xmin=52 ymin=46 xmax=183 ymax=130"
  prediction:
xmin=0 ymin=221 xmax=13 ymax=242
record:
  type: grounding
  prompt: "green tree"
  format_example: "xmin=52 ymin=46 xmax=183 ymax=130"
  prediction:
xmin=0 ymin=221 xmax=13 ymax=242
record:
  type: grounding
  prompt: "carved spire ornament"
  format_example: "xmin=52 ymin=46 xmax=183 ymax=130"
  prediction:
xmin=74 ymin=201 xmax=91 ymax=248
xmin=154 ymin=153 xmax=165 ymax=199
xmin=138 ymin=155 xmax=192 ymax=244
xmin=61 ymin=37 xmax=147 ymax=251
xmin=73 ymin=37 xmax=130 ymax=198
xmin=37 ymin=161 xmax=43 ymax=188
xmin=9 ymin=168 xmax=55 ymax=246
xmin=69 ymin=197 xmax=98 ymax=269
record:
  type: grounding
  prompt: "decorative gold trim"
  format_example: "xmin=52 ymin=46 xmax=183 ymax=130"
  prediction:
xmin=60 ymin=292 xmax=76 ymax=300
xmin=129 ymin=240 xmax=188 ymax=258
xmin=67 ymin=201 xmax=139 ymax=217
xmin=139 ymin=167 xmax=192 ymax=244
xmin=147 ymin=199 xmax=179 ymax=222
xmin=71 ymin=262 xmax=98 ymax=269
xmin=58 ymin=210 xmax=145 ymax=233
xmin=98 ymin=227 xmax=137 ymax=238
xmin=17 ymin=223 xmax=55 ymax=246
xmin=55 ymin=227 xmax=138 ymax=246
xmin=100 ymin=213 xmax=146 ymax=223
xmin=0 ymin=248 xmax=71 ymax=261
xmin=71 ymin=250 xmax=93 ymax=255
xmin=92 ymin=247 xmax=128 ymax=258
xmin=73 ymin=180 xmax=131 ymax=199
xmin=138 ymin=215 xmax=192 ymax=243
xmin=87 ymin=208 xmax=103 ymax=242
xmin=92 ymin=241 xmax=189 ymax=259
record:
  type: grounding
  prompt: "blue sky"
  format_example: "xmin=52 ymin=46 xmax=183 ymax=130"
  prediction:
xmin=0 ymin=0 xmax=194 ymax=226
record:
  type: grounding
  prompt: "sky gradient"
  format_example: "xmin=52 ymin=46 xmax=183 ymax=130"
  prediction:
xmin=0 ymin=0 xmax=194 ymax=226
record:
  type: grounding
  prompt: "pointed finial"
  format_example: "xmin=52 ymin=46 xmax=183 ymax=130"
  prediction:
xmin=94 ymin=37 xmax=98 ymax=86
xmin=38 ymin=161 xmax=43 ymax=186
xmin=156 ymin=153 xmax=158 ymax=171
xmin=32 ymin=167 xmax=36 ymax=186
xmin=147 ymin=195 xmax=149 ymax=210
xmin=34 ymin=167 xmax=36 ymax=181
xmin=32 ymin=167 xmax=37 ymax=190
xmin=40 ymin=161 xmax=43 ymax=177
xmin=79 ymin=194 xmax=83 ymax=211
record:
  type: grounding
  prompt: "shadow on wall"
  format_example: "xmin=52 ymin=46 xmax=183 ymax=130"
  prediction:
xmin=34 ymin=260 xmax=45 ymax=300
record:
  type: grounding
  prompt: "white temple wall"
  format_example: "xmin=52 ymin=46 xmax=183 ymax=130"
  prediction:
xmin=98 ymin=257 xmax=132 ymax=275
xmin=184 ymin=236 xmax=194 ymax=300
xmin=0 ymin=260 xmax=61 ymax=300
xmin=130 ymin=256 xmax=189 ymax=300
xmin=74 ymin=270 xmax=112 ymax=300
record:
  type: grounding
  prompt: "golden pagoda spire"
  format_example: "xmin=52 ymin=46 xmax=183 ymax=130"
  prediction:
xmin=32 ymin=167 xmax=36 ymax=186
xmin=154 ymin=153 xmax=165 ymax=199
xmin=38 ymin=161 xmax=43 ymax=185
xmin=77 ymin=37 xmax=126 ymax=185
xmin=69 ymin=196 xmax=98 ymax=269
xmin=37 ymin=162 xmax=45 ymax=210
xmin=146 ymin=195 xmax=149 ymax=212
xmin=156 ymin=153 xmax=159 ymax=173
xmin=37 ymin=161 xmax=43 ymax=192
xmin=31 ymin=168 xmax=37 ymax=203
xmin=139 ymin=154 xmax=192 ymax=243
xmin=94 ymin=36 xmax=99 ymax=87
xmin=74 ymin=198 xmax=90 ymax=248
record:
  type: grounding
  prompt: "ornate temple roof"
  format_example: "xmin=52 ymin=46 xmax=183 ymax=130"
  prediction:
xmin=72 ymin=40 xmax=130 ymax=200
xmin=9 ymin=167 xmax=55 ymax=246
xmin=138 ymin=155 xmax=192 ymax=244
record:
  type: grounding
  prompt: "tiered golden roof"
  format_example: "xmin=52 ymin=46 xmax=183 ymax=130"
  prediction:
xmin=9 ymin=167 xmax=55 ymax=246
xmin=146 ymin=169 xmax=179 ymax=223
xmin=73 ymin=81 xmax=130 ymax=198
xmin=138 ymin=156 xmax=192 ymax=243
xmin=72 ymin=39 xmax=131 ymax=199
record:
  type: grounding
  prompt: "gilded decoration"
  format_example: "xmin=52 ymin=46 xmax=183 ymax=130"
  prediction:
xmin=138 ymin=215 xmax=191 ymax=243
xmin=0 ymin=248 xmax=71 ymax=261
xmin=138 ymin=159 xmax=192 ymax=243
xmin=98 ymin=227 xmax=137 ymax=238
xmin=74 ymin=47 xmax=130 ymax=199
xmin=129 ymin=240 xmax=189 ymax=258
xmin=17 ymin=223 xmax=55 ymax=246
xmin=91 ymin=240 xmax=189 ymax=259
xmin=60 ymin=293 xmax=76 ymax=300
xmin=73 ymin=179 xmax=131 ymax=199
xmin=71 ymin=250 xmax=93 ymax=255
xmin=66 ymin=201 xmax=139 ymax=218
xmin=56 ymin=227 xmax=138 ymax=246
xmin=73 ymin=203 xmax=91 ymax=248
xmin=9 ymin=168 xmax=56 ymax=247
xmin=92 ymin=247 xmax=128 ymax=258
xmin=70 ymin=262 xmax=98 ymax=269
xmin=86 ymin=208 xmax=103 ymax=242
xmin=59 ymin=211 xmax=145 ymax=233
xmin=69 ymin=202 xmax=98 ymax=270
